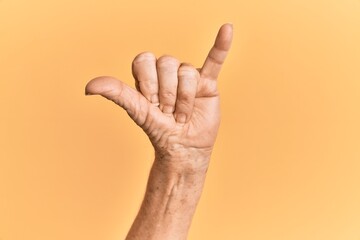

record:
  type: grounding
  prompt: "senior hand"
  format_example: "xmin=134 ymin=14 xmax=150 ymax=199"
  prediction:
xmin=85 ymin=24 xmax=233 ymax=240
xmin=85 ymin=24 xmax=233 ymax=171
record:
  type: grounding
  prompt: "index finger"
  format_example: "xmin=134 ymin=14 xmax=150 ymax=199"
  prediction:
xmin=200 ymin=23 xmax=233 ymax=80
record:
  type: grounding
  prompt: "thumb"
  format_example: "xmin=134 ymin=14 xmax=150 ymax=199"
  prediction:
xmin=85 ymin=76 xmax=150 ymax=126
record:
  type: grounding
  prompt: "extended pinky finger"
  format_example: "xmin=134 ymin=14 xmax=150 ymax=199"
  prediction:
xmin=174 ymin=63 xmax=199 ymax=124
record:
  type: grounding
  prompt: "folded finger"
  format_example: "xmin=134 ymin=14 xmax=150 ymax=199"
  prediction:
xmin=174 ymin=63 xmax=199 ymax=124
xmin=157 ymin=55 xmax=180 ymax=114
xmin=132 ymin=52 xmax=159 ymax=104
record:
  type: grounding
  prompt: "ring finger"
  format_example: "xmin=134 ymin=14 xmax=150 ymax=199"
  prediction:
xmin=156 ymin=55 xmax=180 ymax=114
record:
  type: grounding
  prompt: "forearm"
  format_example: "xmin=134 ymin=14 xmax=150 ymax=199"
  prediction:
xmin=126 ymin=154 xmax=210 ymax=240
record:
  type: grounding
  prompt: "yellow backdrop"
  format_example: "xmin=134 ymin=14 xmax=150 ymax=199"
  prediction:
xmin=1 ymin=0 xmax=360 ymax=239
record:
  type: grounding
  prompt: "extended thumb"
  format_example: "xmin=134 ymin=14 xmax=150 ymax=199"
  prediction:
xmin=85 ymin=76 xmax=145 ymax=123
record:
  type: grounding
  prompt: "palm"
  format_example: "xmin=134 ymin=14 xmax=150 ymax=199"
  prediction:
xmin=143 ymin=86 xmax=220 ymax=151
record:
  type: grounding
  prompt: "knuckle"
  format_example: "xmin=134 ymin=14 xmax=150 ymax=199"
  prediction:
xmin=178 ymin=64 xmax=199 ymax=79
xmin=132 ymin=51 xmax=156 ymax=65
xmin=157 ymin=55 xmax=180 ymax=68
xmin=160 ymin=91 xmax=176 ymax=99
xmin=178 ymin=92 xmax=192 ymax=102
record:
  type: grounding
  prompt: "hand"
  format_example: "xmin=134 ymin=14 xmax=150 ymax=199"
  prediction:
xmin=85 ymin=24 xmax=233 ymax=171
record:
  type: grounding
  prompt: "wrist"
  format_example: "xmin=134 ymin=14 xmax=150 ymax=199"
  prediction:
xmin=154 ymin=146 xmax=212 ymax=176
xmin=126 ymin=153 xmax=209 ymax=240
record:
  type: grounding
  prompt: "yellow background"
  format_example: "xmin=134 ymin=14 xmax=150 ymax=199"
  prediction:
xmin=1 ymin=0 xmax=360 ymax=239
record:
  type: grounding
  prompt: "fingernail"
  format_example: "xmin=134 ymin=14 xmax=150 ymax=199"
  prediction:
xmin=176 ymin=113 xmax=187 ymax=124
